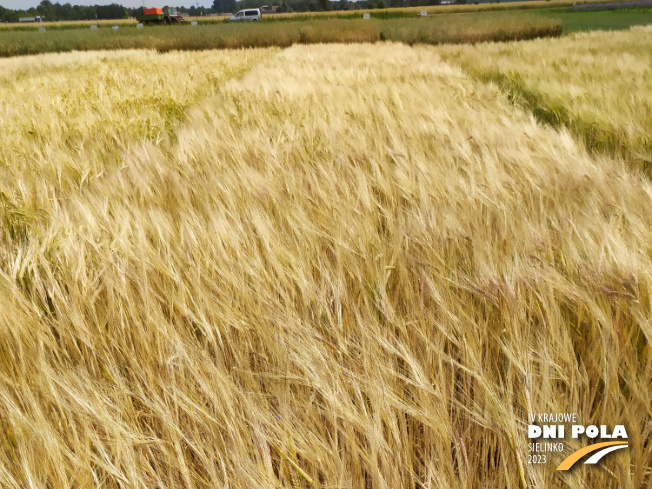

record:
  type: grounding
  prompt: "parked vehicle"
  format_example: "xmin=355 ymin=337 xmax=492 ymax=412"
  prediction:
xmin=19 ymin=16 xmax=42 ymax=23
xmin=228 ymin=9 xmax=262 ymax=22
xmin=136 ymin=7 xmax=186 ymax=25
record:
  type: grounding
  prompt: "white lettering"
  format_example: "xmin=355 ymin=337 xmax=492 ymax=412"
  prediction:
xmin=612 ymin=425 xmax=628 ymax=438
xmin=528 ymin=425 xmax=542 ymax=438
xmin=600 ymin=425 xmax=612 ymax=438
xmin=542 ymin=425 xmax=557 ymax=438
xmin=586 ymin=425 xmax=599 ymax=438
xmin=572 ymin=425 xmax=585 ymax=438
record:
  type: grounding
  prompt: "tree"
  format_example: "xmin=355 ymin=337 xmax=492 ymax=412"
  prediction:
xmin=278 ymin=0 xmax=294 ymax=12
xmin=59 ymin=3 xmax=75 ymax=20
xmin=0 ymin=6 xmax=9 ymax=22
xmin=95 ymin=4 xmax=128 ymax=19
xmin=377 ymin=0 xmax=386 ymax=7
xmin=213 ymin=0 xmax=237 ymax=13
xmin=37 ymin=0 xmax=55 ymax=20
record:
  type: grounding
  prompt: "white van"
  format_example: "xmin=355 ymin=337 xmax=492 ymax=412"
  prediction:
xmin=228 ymin=9 xmax=262 ymax=21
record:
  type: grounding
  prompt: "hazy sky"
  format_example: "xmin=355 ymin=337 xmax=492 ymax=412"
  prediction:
xmin=0 ymin=1 xmax=212 ymax=9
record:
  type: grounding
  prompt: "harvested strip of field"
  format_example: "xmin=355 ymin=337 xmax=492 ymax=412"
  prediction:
xmin=439 ymin=26 xmax=652 ymax=173
xmin=0 ymin=14 xmax=561 ymax=58
xmin=1 ymin=43 xmax=651 ymax=488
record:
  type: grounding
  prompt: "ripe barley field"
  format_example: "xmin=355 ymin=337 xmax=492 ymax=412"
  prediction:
xmin=1 ymin=29 xmax=651 ymax=489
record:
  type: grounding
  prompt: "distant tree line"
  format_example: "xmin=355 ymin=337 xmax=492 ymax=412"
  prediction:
xmin=0 ymin=1 xmax=211 ymax=22
xmin=0 ymin=0 xmax=465 ymax=23
xmin=0 ymin=1 xmax=129 ymax=22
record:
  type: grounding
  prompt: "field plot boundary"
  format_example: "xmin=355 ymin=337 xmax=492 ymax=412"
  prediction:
xmin=440 ymin=26 xmax=652 ymax=175
xmin=462 ymin=69 xmax=652 ymax=173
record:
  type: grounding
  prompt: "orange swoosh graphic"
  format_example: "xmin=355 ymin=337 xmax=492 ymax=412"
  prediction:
xmin=557 ymin=441 xmax=628 ymax=471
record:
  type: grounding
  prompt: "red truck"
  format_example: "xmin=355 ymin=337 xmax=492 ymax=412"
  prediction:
xmin=137 ymin=7 xmax=186 ymax=25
